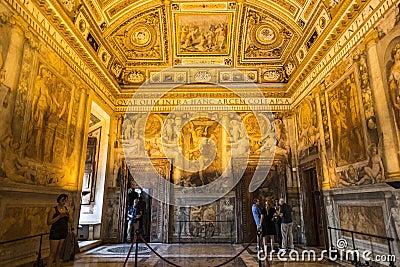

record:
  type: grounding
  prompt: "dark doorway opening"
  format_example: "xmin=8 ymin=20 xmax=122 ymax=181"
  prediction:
xmin=301 ymin=167 xmax=325 ymax=247
xmin=124 ymin=173 xmax=151 ymax=243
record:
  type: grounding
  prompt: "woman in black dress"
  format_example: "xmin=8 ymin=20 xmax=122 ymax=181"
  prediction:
xmin=274 ymin=199 xmax=282 ymax=249
xmin=261 ymin=200 xmax=276 ymax=250
xmin=47 ymin=194 xmax=73 ymax=267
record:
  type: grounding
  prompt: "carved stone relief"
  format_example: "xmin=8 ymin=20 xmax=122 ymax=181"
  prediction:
xmin=170 ymin=196 xmax=236 ymax=241
xmin=0 ymin=206 xmax=51 ymax=242
xmin=338 ymin=205 xmax=386 ymax=244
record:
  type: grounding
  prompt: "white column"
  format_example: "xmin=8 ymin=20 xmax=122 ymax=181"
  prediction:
xmin=314 ymin=89 xmax=330 ymax=189
xmin=3 ymin=22 xmax=24 ymax=90
xmin=367 ymin=43 xmax=400 ymax=179
xmin=221 ymin=113 xmax=230 ymax=172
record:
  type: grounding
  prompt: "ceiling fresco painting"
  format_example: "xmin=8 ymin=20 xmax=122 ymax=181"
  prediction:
xmin=70 ymin=0 xmax=337 ymax=91
xmin=47 ymin=0 xmax=380 ymax=101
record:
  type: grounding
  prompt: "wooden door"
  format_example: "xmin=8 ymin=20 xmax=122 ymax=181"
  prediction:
xmin=301 ymin=168 xmax=325 ymax=247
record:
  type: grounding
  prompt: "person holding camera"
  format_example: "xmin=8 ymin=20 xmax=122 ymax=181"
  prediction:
xmin=126 ymin=198 xmax=143 ymax=242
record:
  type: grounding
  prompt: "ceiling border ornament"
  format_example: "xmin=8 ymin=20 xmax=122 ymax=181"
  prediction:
xmin=237 ymin=4 xmax=300 ymax=68
xmin=258 ymin=0 xmax=300 ymax=18
xmin=106 ymin=6 xmax=169 ymax=67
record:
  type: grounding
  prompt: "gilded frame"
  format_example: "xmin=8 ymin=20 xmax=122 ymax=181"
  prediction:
xmin=173 ymin=13 xmax=233 ymax=56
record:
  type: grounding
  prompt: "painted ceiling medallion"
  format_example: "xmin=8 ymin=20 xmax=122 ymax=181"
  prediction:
xmin=127 ymin=24 xmax=156 ymax=51
xmin=250 ymin=23 xmax=282 ymax=50
xmin=130 ymin=25 xmax=152 ymax=47
xmin=238 ymin=6 xmax=298 ymax=66
xmin=255 ymin=25 xmax=277 ymax=45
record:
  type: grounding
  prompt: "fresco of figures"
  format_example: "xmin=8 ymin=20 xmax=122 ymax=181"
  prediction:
xmin=296 ymin=99 xmax=319 ymax=159
xmin=387 ymin=43 xmax=400 ymax=129
xmin=0 ymin=42 xmax=86 ymax=187
xmin=175 ymin=14 xmax=231 ymax=55
xmin=327 ymin=72 xmax=366 ymax=166
xmin=171 ymin=196 xmax=235 ymax=241
xmin=121 ymin=111 xmax=287 ymax=188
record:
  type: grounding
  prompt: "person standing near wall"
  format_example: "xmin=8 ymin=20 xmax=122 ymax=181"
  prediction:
xmin=252 ymin=198 xmax=262 ymax=251
xmin=47 ymin=194 xmax=73 ymax=267
xmin=273 ymin=199 xmax=282 ymax=249
xmin=279 ymin=198 xmax=294 ymax=252
xmin=137 ymin=195 xmax=146 ymax=236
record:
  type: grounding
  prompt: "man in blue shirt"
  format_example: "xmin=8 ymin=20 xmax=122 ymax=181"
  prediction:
xmin=252 ymin=198 xmax=262 ymax=251
xmin=126 ymin=198 xmax=142 ymax=242
xmin=252 ymin=198 xmax=261 ymax=228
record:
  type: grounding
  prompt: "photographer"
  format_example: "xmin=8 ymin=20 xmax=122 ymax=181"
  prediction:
xmin=126 ymin=198 xmax=143 ymax=242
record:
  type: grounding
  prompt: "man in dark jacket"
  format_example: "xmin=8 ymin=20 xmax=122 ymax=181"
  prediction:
xmin=279 ymin=198 xmax=294 ymax=251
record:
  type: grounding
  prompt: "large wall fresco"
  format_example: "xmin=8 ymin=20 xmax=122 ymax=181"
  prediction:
xmin=327 ymin=71 xmax=366 ymax=167
xmin=0 ymin=42 xmax=88 ymax=187
xmin=121 ymin=111 xmax=289 ymax=188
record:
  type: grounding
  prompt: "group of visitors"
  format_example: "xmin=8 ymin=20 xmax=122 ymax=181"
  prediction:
xmin=252 ymin=197 xmax=294 ymax=253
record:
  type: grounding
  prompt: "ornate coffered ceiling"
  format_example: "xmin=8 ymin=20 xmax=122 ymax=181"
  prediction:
xmin=64 ymin=0 xmax=333 ymax=89
xmin=35 ymin=0 xmax=387 ymax=102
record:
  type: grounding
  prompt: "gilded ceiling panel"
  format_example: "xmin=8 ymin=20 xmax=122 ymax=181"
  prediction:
xmin=173 ymin=13 xmax=232 ymax=56
xmin=106 ymin=6 xmax=168 ymax=65
xmin=257 ymin=0 xmax=299 ymax=18
xmin=237 ymin=5 xmax=299 ymax=66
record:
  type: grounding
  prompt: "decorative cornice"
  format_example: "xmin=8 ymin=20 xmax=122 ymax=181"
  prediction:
xmin=360 ymin=29 xmax=379 ymax=51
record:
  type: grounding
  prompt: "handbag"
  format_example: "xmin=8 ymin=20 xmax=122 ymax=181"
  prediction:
xmin=60 ymin=228 xmax=80 ymax=261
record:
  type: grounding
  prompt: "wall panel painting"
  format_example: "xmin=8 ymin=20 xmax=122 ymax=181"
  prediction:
xmin=327 ymin=71 xmax=366 ymax=166
xmin=174 ymin=13 xmax=232 ymax=56
xmin=338 ymin=206 xmax=386 ymax=244
xmin=0 ymin=207 xmax=51 ymax=242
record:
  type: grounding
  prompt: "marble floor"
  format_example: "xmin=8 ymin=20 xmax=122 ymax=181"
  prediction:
xmin=63 ymin=243 xmax=349 ymax=267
